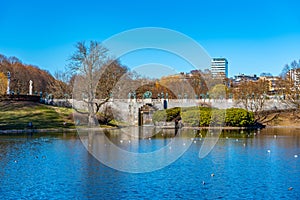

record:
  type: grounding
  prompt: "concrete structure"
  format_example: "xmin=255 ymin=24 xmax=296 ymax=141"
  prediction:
xmin=211 ymin=58 xmax=228 ymax=78
xmin=71 ymin=98 xmax=291 ymax=119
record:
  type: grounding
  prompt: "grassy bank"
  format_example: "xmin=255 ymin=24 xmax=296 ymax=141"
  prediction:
xmin=0 ymin=101 xmax=75 ymax=130
xmin=1 ymin=101 xmax=299 ymax=131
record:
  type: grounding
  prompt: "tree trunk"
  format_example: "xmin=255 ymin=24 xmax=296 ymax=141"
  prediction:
xmin=88 ymin=101 xmax=96 ymax=126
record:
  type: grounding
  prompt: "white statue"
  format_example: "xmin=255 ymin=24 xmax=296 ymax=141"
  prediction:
xmin=6 ymin=71 xmax=10 ymax=95
xmin=29 ymin=80 xmax=33 ymax=95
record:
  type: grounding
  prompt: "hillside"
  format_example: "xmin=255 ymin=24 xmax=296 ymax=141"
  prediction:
xmin=0 ymin=101 xmax=74 ymax=130
xmin=0 ymin=54 xmax=69 ymax=98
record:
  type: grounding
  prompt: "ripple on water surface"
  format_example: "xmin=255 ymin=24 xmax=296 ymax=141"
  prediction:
xmin=0 ymin=130 xmax=299 ymax=199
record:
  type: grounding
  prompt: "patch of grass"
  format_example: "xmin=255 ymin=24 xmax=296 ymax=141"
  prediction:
xmin=0 ymin=101 xmax=75 ymax=130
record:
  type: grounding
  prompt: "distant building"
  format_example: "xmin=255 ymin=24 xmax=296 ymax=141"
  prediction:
xmin=260 ymin=76 xmax=281 ymax=94
xmin=233 ymin=74 xmax=283 ymax=94
xmin=287 ymin=68 xmax=300 ymax=86
xmin=211 ymin=58 xmax=228 ymax=78
xmin=233 ymin=74 xmax=259 ymax=84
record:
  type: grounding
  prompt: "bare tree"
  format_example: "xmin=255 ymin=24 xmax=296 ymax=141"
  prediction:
xmin=69 ymin=41 xmax=128 ymax=126
xmin=69 ymin=41 xmax=111 ymax=125
xmin=50 ymin=70 xmax=71 ymax=99
xmin=233 ymin=79 xmax=269 ymax=114
xmin=280 ymin=64 xmax=290 ymax=78
xmin=95 ymin=60 xmax=128 ymax=101
xmin=278 ymin=60 xmax=300 ymax=109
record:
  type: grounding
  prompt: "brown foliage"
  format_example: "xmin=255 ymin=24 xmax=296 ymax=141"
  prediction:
xmin=0 ymin=54 xmax=68 ymax=97
xmin=96 ymin=60 xmax=128 ymax=99
xmin=0 ymin=72 xmax=8 ymax=94
xmin=135 ymin=81 xmax=176 ymax=99
xmin=233 ymin=79 xmax=269 ymax=112
xmin=279 ymin=68 xmax=300 ymax=109
xmin=160 ymin=71 xmax=208 ymax=98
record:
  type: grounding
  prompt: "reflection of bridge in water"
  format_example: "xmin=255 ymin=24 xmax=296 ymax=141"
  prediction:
xmin=79 ymin=126 xmax=194 ymax=173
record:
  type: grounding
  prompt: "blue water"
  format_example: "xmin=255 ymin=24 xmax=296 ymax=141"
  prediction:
xmin=0 ymin=129 xmax=299 ymax=199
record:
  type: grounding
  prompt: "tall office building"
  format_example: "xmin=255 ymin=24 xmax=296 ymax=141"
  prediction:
xmin=211 ymin=58 xmax=228 ymax=78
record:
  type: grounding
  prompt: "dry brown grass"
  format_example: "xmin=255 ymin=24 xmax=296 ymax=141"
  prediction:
xmin=258 ymin=109 xmax=300 ymax=127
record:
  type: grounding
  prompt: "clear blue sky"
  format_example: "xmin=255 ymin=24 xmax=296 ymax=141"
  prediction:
xmin=1 ymin=0 xmax=300 ymax=78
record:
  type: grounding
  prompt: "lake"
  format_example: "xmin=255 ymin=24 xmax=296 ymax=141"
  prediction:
xmin=0 ymin=128 xmax=299 ymax=199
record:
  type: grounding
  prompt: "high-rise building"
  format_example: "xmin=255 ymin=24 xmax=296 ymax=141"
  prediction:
xmin=211 ymin=58 xmax=228 ymax=78
xmin=288 ymin=68 xmax=300 ymax=86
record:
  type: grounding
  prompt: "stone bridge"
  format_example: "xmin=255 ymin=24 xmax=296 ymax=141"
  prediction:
xmin=69 ymin=98 xmax=292 ymax=126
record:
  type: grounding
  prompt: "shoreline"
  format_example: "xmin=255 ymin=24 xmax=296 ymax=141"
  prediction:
xmin=264 ymin=125 xmax=300 ymax=129
xmin=1 ymin=125 xmax=300 ymax=134
xmin=0 ymin=128 xmax=77 ymax=134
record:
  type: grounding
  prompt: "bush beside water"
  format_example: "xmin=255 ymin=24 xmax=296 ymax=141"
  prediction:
xmin=152 ymin=107 xmax=255 ymax=127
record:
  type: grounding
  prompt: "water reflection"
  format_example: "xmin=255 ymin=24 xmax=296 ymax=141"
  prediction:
xmin=78 ymin=127 xmax=194 ymax=173
xmin=0 ymin=128 xmax=299 ymax=199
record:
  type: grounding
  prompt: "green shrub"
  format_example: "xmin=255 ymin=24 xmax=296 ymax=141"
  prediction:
xmin=166 ymin=107 xmax=181 ymax=121
xmin=211 ymin=109 xmax=226 ymax=126
xmin=199 ymin=109 xmax=211 ymax=126
xmin=182 ymin=110 xmax=200 ymax=126
xmin=152 ymin=110 xmax=166 ymax=123
xmin=153 ymin=106 xmax=254 ymax=127
xmin=152 ymin=107 xmax=181 ymax=123
xmin=225 ymin=108 xmax=254 ymax=127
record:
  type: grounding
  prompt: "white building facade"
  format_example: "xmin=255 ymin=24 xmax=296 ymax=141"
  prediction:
xmin=211 ymin=58 xmax=228 ymax=78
